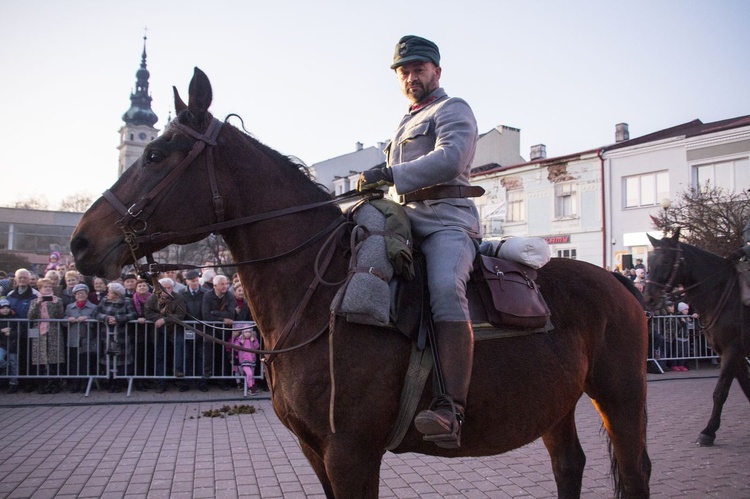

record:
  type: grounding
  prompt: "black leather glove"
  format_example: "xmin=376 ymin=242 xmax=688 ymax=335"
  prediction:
xmin=357 ymin=167 xmax=394 ymax=191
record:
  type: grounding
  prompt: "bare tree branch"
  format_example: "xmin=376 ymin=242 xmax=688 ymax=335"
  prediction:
xmin=651 ymin=182 xmax=750 ymax=257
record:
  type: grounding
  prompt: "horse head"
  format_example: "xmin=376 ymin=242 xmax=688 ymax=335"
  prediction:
xmin=72 ymin=67 xmax=337 ymax=280
xmin=643 ymin=228 xmax=684 ymax=309
xmin=71 ymin=68 xmax=224 ymax=278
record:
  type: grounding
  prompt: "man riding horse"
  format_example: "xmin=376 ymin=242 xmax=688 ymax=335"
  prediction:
xmin=358 ymin=35 xmax=483 ymax=449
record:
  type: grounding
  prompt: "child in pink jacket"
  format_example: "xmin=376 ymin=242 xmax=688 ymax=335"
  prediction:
xmin=232 ymin=322 xmax=260 ymax=394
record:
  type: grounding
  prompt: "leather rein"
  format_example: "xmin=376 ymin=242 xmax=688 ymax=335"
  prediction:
xmin=99 ymin=115 xmax=375 ymax=360
xmin=646 ymin=243 xmax=736 ymax=332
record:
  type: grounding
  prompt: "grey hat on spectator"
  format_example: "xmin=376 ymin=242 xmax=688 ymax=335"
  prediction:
xmin=72 ymin=283 xmax=90 ymax=294
xmin=107 ymin=282 xmax=126 ymax=296
xmin=0 ymin=299 xmax=10 ymax=308
xmin=185 ymin=269 xmax=200 ymax=280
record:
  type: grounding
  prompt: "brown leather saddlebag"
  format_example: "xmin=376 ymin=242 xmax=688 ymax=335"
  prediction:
xmin=472 ymin=254 xmax=551 ymax=329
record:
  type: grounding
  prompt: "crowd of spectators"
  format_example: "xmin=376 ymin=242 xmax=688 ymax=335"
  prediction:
xmin=620 ymin=262 xmax=706 ymax=374
xmin=0 ymin=252 xmax=266 ymax=395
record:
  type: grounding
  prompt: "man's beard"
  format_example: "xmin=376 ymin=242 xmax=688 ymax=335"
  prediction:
xmin=404 ymin=75 xmax=438 ymax=103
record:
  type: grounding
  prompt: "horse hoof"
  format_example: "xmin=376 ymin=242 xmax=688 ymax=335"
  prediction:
xmin=696 ymin=434 xmax=715 ymax=447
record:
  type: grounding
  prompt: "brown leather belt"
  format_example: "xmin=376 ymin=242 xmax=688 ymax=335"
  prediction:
xmin=401 ymin=185 xmax=485 ymax=203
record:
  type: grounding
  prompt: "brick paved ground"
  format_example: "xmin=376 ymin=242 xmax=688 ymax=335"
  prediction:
xmin=0 ymin=367 xmax=747 ymax=498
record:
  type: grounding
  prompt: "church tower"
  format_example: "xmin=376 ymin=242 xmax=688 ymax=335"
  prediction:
xmin=117 ymin=36 xmax=159 ymax=176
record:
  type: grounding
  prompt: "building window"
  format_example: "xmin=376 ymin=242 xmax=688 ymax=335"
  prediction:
xmin=556 ymin=248 xmax=577 ymax=259
xmin=554 ymin=182 xmax=577 ymax=218
xmin=624 ymin=171 xmax=669 ymax=208
xmin=333 ymin=178 xmax=347 ymax=196
xmin=506 ymin=189 xmax=525 ymax=222
xmin=694 ymin=158 xmax=748 ymax=193
xmin=9 ymin=223 xmax=75 ymax=253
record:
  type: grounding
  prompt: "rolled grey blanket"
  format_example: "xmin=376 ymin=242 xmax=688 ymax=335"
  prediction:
xmin=333 ymin=203 xmax=393 ymax=326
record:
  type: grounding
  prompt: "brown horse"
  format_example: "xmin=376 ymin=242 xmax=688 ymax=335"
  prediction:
xmin=644 ymin=230 xmax=750 ymax=446
xmin=71 ymin=68 xmax=651 ymax=498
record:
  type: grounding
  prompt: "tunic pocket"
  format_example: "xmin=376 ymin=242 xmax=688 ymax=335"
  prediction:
xmin=398 ymin=121 xmax=433 ymax=162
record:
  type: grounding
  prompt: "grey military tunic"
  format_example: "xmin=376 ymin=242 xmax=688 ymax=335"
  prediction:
xmin=385 ymin=88 xmax=481 ymax=321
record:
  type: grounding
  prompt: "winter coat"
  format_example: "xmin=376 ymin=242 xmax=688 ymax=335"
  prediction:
xmin=94 ymin=297 xmax=137 ymax=367
xmin=180 ymin=287 xmax=205 ymax=321
xmin=64 ymin=300 xmax=98 ymax=353
xmin=6 ymin=287 xmax=38 ymax=319
xmin=0 ymin=311 xmax=19 ymax=351
xmin=233 ymin=335 xmax=259 ymax=366
xmin=201 ymin=290 xmax=237 ymax=323
xmin=27 ymin=296 xmax=66 ymax=366
xmin=144 ymin=292 xmax=187 ymax=342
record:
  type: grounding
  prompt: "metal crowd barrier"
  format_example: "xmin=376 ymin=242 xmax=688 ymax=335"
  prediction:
xmin=647 ymin=314 xmax=719 ymax=373
xmin=0 ymin=319 xmax=265 ymax=397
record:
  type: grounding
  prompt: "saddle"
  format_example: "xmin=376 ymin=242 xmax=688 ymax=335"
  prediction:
xmin=334 ymin=198 xmax=553 ymax=343
xmin=390 ymin=250 xmax=553 ymax=348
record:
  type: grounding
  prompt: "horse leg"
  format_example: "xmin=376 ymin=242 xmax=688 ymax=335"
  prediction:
xmin=323 ymin=442 xmax=382 ymax=499
xmin=298 ymin=440 xmax=335 ymax=498
xmin=590 ymin=397 xmax=651 ymax=498
xmin=541 ymin=407 xmax=586 ymax=499
xmin=735 ymin=357 xmax=750 ymax=400
xmin=697 ymin=348 xmax=741 ymax=446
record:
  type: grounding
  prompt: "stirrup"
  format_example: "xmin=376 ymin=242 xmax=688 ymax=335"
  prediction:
xmin=416 ymin=396 xmax=464 ymax=449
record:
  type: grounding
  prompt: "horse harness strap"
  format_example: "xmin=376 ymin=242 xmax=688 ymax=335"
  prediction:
xmin=697 ymin=271 xmax=737 ymax=332
xmin=646 ymin=244 xmax=684 ymax=297
xmin=648 ymin=242 xmax=737 ymax=332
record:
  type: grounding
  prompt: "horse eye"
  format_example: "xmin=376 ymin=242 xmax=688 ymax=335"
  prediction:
xmin=146 ymin=150 xmax=165 ymax=163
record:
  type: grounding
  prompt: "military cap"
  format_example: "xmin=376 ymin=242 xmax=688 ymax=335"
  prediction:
xmin=391 ymin=35 xmax=440 ymax=69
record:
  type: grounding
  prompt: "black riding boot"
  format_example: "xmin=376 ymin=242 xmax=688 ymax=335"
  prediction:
xmin=414 ymin=321 xmax=474 ymax=449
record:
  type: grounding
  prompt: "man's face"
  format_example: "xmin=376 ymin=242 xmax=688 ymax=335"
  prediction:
xmin=15 ymin=272 xmax=30 ymax=288
xmin=214 ymin=278 xmax=229 ymax=296
xmin=186 ymin=277 xmax=200 ymax=291
xmin=396 ymin=61 xmax=441 ymax=104
xmin=94 ymin=278 xmax=107 ymax=292
xmin=124 ymin=278 xmax=137 ymax=291
xmin=74 ymin=290 xmax=88 ymax=302
xmin=162 ymin=283 xmax=173 ymax=295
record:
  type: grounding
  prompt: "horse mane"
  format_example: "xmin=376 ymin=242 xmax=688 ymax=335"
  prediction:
xmin=611 ymin=271 xmax=646 ymax=310
xmin=173 ymin=110 xmax=333 ymax=198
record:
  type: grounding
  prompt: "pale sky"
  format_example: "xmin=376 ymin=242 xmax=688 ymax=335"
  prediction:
xmin=1 ymin=0 xmax=749 ymax=208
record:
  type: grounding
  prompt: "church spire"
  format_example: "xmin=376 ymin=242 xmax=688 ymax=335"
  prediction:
xmin=122 ymin=35 xmax=158 ymax=127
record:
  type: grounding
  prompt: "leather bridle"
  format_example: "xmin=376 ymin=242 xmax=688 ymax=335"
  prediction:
xmin=646 ymin=242 xmax=737 ymax=332
xmin=101 ymin=116 xmax=369 ymax=274
xmin=103 ymin=118 xmax=225 ymax=271
xmin=98 ymin=115 xmax=377 ymax=359
xmin=645 ymin=244 xmax=684 ymax=300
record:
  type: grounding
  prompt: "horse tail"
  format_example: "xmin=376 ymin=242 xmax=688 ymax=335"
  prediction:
xmin=605 ymin=405 xmax=651 ymax=499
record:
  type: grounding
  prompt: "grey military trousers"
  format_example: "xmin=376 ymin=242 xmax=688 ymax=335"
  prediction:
xmin=419 ymin=229 xmax=477 ymax=322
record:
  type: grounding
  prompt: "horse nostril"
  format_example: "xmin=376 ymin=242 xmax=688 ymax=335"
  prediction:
xmin=70 ymin=235 xmax=90 ymax=260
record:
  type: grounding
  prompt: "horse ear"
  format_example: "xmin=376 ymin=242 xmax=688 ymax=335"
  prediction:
xmin=187 ymin=67 xmax=213 ymax=118
xmin=672 ymin=227 xmax=681 ymax=241
xmin=173 ymin=86 xmax=187 ymax=114
xmin=647 ymin=233 xmax=659 ymax=246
